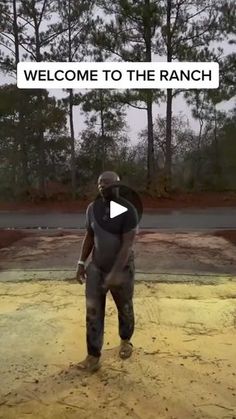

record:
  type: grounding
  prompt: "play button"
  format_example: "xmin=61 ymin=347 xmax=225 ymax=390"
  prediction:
xmin=92 ymin=183 xmax=143 ymax=234
xmin=110 ymin=200 xmax=128 ymax=218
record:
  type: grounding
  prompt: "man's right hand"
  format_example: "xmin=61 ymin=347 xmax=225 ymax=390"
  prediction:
xmin=76 ymin=264 xmax=87 ymax=284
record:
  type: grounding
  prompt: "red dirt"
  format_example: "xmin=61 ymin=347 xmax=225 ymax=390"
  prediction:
xmin=0 ymin=230 xmax=29 ymax=250
xmin=0 ymin=230 xmax=78 ymax=250
xmin=0 ymin=229 xmax=78 ymax=251
xmin=0 ymin=192 xmax=236 ymax=212
xmin=214 ymin=230 xmax=236 ymax=246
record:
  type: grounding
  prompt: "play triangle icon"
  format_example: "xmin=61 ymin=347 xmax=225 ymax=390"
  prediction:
xmin=110 ymin=200 xmax=128 ymax=219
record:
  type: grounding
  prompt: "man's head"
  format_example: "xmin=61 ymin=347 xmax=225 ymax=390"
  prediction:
xmin=98 ymin=171 xmax=120 ymax=198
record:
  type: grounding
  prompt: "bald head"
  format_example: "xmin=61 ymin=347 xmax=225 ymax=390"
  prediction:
xmin=99 ymin=171 xmax=120 ymax=183
xmin=98 ymin=171 xmax=120 ymax=196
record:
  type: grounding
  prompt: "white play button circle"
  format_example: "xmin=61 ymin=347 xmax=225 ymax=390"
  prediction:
xmin=110 ymin=200 xmax=128 ymax=219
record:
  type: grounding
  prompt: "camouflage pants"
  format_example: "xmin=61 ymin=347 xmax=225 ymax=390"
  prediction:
xmin=85 ymin=261 xmax=135 ymax=357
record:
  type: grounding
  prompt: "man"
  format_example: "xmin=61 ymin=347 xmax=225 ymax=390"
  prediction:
xmin=76 ymin=171 xmax=138 ymax=372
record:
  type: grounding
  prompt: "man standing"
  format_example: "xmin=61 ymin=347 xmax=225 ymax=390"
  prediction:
xmin=76 ymin=171 xmax=138 ymax=372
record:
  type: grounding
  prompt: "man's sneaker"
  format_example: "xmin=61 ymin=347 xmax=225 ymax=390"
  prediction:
xmin=119 ymin=340 xmax=133 ymax=359
xmin=77 ymin=355 xmax=101 ymax=372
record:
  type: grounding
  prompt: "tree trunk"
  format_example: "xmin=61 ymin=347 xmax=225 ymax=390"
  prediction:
xmin=100 ymin=91 xmax=105 ymax=172
xmin=147 ymin=91 xmax=154 ymax=190
xmin=12 ymin=0 xmax=19 ymax=64
xmin=36 ymin=99 xmax=46 ymax=195
xmin=13 ymin=0 xmax=28 ymax=194
xmin=213 ymin=106 xmax=221 ymax=185
xmin=37 ymin=110 xmax=46 ymax=195
xmin=165 ymin=0 xmax=173 ymax=192
xmin=19 ymin=112 xmax=29 ymax=191
xmin=165 ymin=88 xmax=172 ymax=187
xmin=69 ymin=89 xmax=76 ymax=198
xmin=68 ymin=0 xmax=76 ymax=198
xmin=145 ymin=0 xmax=155 ymax=191
xmin=34 ymin=13 xmax=46 ymax=196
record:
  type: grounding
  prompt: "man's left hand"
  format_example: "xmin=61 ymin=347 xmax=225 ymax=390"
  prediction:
xmin=104 ymin=270 xmax=124 ymax=288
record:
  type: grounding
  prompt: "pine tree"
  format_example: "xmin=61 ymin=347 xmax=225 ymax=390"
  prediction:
xmin=95 ymin=0 xmax=162 ymax=190
xmin=48 ymin=0 xmax=95 ymax=197
xmin=0 ymin=84 xmax=69 ymax=197
xmin=158 ymin=0 xmax=220 ymax=190
xmin=0 ymin=0 xmax=70 ymax=197
xmin=79 ymin=89 xmax=128 ymax=182
xmin=0 ymin=0 xmax=30 ymax=192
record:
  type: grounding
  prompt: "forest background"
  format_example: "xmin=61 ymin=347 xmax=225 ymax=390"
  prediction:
xmin=0 ymin=0 xmax=235 ymax=201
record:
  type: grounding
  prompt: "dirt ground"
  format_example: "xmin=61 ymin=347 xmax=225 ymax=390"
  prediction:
xmin=1 ymin=191 xmax=236 ymax=212
xmin=0 ymin=280 xmax=236 ymax=419
xmin=0 ymin=228 xmax=236 ymax=418
xmin=1 ymin=229 xmax=236 ymax=275
xmin=0 ymin=230 xmax=29 ymax=250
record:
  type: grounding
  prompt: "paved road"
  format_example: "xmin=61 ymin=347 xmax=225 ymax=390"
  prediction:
xmin=1 ymin=208 xmax=236 ymax=230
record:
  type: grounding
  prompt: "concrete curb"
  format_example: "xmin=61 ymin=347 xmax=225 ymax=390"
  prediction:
xmin=0 ymin=269 xmax=235 ymax=285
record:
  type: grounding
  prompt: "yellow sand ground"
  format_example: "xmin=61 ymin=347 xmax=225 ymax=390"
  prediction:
xmin=0 ymin=280 xmax=236 ymax=419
